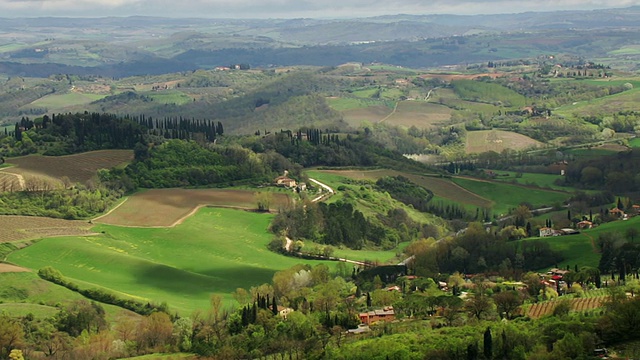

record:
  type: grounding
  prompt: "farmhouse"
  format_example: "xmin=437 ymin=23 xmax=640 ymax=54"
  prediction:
xmin=274 ymin=171 xmax=297 ymax=188
xmin=609 ymin=208 xmax=625 ymax=218
xmin=359 ymin=306 xmax=395 ymax=325
xmin=278 ymin=307 xmax=294 ymax=319
xmin=275 ymin=176 xmax=296 ymax=188
xmin=577 ymin=220 xmax=593 ymax=229
xmin=539 ymin=227 xmax=559 ymax=237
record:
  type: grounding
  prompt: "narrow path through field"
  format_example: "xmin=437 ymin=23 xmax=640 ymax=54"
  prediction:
xmin=92 ymin=197 xmax=129 ymax=222
xmin=583 ymin=232 xmax=600 ymax=254
xmin=447 ymin=176 xmax=495 ymax=206
xmin=425 ymin=87 xmax=440 ymax=101
xmin=286 ymin=178 xmax=334 ymax=252
xmin=377 ymin=101 xmax=398 ymax=123
xmin=453 ymin=175 xmax=570 ymax=194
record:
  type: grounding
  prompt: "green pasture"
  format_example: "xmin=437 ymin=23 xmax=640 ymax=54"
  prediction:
xmin=0 ymin=303 xmax=59 ymax=319
xmin=144 ymin=91 xmax=192 ymax=105
xmin=452 ymin=177 xmax=570 ymax=215
xmin=29 ymin=92 xmax=107 ymax=109
xmin=483 ymin=170 xmax=569 ymax=190
xmin=609 ymin=46 xmax=640 ymax=56
xmin=574 ymin=78 xmax=640 ymax=88
xmin=566 ymin=147 xmax=621 ymax=159
xmin=451 ymin=79 xmax=527 ymax=108
xmin=366 ymin=65 xmax=418 ymax=74
xmin=307 ymin=169 xmax=490 ymax=214
xmin=351 ymin=88 xmax=379 ymax=98
xmin=298 ymin=239 xmax=404 ymax=264
xmin=8 ymin=208 xmax=344 ymax=314
xmin=628 ymin=138 xmax=640 ymax=148
xmin=521 ymin=216 xmax=640 ymax=270
xmin=0 ymin=271 xmax=131 ymax=321
xmin=522 ymin=233 xmax=600 ymax=271
xmin=326 ymin=97 xmax=385 ymax=111
xmin=306 ymin=170 xmax=448 ymax=231
xmin=350 ymin=87 xmax=404 ymax=101
xmin=554 ymin=86 xmax=640 ymax=117
xmin=430 ymin=88 xmax=499 ymax=115
xmin=0 ymin=43 xmax=29 ymax=53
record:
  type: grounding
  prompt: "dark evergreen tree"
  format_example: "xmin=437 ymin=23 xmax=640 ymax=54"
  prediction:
xmin=483 ymin=327 xmax=493 ymax=359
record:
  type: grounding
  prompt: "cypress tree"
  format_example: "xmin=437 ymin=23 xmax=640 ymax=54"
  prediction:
xmin=483 ymin=327 xmax=492 ymax=359
xmin=272 ymin=296 xmax=278 ymax=316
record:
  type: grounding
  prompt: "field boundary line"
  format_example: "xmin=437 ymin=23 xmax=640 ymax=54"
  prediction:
xmin=95 ymin=204 xmax=272 ymax=228
xmin=92 ymin=197 xmax=130 ymax=222
xmin=377 ymin=101 xmax=398 ymax=123
xmin=427 ymin=176 xmax=494 ymax=206
xmin=453 ymin=175 xmax=571 ymax=194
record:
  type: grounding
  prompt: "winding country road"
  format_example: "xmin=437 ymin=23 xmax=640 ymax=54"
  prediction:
xmin=285 ymin=178 xmax=334 ymax=252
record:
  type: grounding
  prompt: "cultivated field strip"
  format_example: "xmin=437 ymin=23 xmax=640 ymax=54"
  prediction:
xmin=94 ymin=188 xmax=291 ymax=227
xmin=527 ymin=296 xmax=608 ymax=319
xmin=466 ymin=130 xmax=543 ymax=154
xmin=6 ymin=149 xmax=133 ymax=185
xmin=317 ymin=169 xmax=492 ymax=208
xmin=0 ymin=216 xmax=94 ymax=243
xmin=0 ymin=172 xmax=23 ymax=192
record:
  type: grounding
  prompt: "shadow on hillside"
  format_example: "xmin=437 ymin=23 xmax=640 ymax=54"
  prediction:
xmin=135 ymin=263 xmax=277 ymax=295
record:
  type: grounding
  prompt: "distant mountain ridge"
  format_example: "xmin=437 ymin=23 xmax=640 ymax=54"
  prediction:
xmin=1 ymin=7 xmax=640 ymax=76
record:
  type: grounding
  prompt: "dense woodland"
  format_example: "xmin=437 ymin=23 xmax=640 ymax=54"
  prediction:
xmin=563 ymin=149 xmax=640 ymax=193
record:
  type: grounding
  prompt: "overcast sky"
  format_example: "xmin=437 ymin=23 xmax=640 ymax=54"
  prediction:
xmin=1 ymin=0 xmax=640 ymax=18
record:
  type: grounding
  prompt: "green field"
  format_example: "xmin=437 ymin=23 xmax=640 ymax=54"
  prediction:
xmin=630 ymin=138 xmax=640 ymax=148
xmin=29 ymin=92 xmax=107 ymax=108
xmin=7 ymin=208 xmax=344 ymax=314
xmin=145 ymin=91 xmax=193 ymax=105
xmin=0 ymin=271 xmax=132 ymax=321
xmin=520 ymin=216 xmax=640 ymax=270
xmin=452 ymin=177 xmax=570 ymax=215
xmin=555 ymin=86 xmax=640 ymax=116
xmin=0 ymin=303 xmax=59 ymax=318
xmin=299 ymin=239 xmax=404 ymax=264
xmin=306 ymin=170 xmax=448 ymax=231
xmin=308 ymin=169 xmax=491 ymax=209
xmin=566 ymin=147 xmax=621 ymax=159
xmin=484 ymin=170 xmax=569 ymax=190
xmin=326 ymin=97 xmax=388 ymax=111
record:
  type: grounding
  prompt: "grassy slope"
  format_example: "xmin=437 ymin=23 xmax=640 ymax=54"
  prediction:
xmin=310 ymin=169 xmax=491 ymax=209
xmin=519 ymin=216 xmax=640 ymax=270
xmin=28 ymin=92 xmax=107 ymax=109
xmin=8 ymin=208 xmax=340 ymax=314
xmin=554 ymin=86 xmax=640 ymax=117
xmin=452 ymin=177 xmax=570 ymax=215
xmin=306 ymin=170 xmax=448 ymax=227
xmin=484 ymin=170 xmax=571 ymax=191
xmin=0 ymin=271 xmax=133 ymax=321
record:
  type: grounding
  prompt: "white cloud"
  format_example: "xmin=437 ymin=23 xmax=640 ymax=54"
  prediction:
xmin=1 ymin=0 xmax=639 ymax=17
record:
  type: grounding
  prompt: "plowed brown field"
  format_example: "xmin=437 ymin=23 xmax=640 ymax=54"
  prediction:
xmin=0 ymin=216 xmax=94 ymax=243
xmin=5 ymin=150 xmax=133 ymax=185
xmin=317 ymin=169 xmax=491 ymax=208
xmin=94 ymin=188 xmax=291 ymax=227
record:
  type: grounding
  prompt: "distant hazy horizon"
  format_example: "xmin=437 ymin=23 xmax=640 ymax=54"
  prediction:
xmin=1 ymin=0 xmax=640 ymax=19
